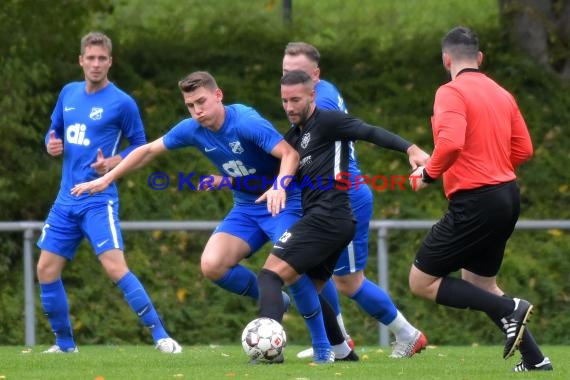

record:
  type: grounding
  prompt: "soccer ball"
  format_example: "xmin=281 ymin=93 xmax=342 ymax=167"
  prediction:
xmin=241 ymin=317 xmax=286 ymax=362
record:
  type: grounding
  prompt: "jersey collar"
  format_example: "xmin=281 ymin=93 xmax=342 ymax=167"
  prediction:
xmin=456 ymin=67 xmax=480 ymax=77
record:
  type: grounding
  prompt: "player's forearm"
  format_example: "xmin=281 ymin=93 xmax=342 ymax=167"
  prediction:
xmin=424 ymin=137 xmax=461 ymax=179
xmin=357 ymin=123 xmax=412 ymax=153
xmin=106 ymin=155 xmax=124 ymax=170
xmin=510 ymin=120 xmax=533 ymax=168
xmin=104 ymin=144 xmax=156 ymax=182
xmin=276 ymin=149 xmax=299 ymax=188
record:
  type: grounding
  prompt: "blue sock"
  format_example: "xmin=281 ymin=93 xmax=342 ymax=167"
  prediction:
xmin=117 ymin=272 xmax=168 ymax=342
xmin=289 ymin=275 xmax=329 ymax=349
xmin=350 ymin=278 xmax=398 ymax=325
xmin=321 ymin=278 xmax=341 ymax=315
xmin=214 ymin=265 xmax=259 ymax=300
xmin=40 ymin=279 xmax=76 ymax=350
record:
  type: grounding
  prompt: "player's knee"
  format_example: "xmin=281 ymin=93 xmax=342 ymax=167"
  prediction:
xmin=409 ymin=279 xmax=421 ymax=296
xmin=104 ymin=264 xmax=129 ymax=282
xmin=200 ymin=258 xmax=223 ymax=280
xmin=336 ymin=283 xmax=355 ymax=297
xmin=37 ymin=256 xmax=62 ymax=282
xmin=333 ymin=272 xmax=363 ymax=296
xmin=36 ymin=263 xmax=57 ymax=282
xmin=409 ymin=275 xmax=429 ymax=298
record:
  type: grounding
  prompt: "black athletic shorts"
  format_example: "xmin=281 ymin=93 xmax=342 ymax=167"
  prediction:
xmin=414 ymin=181 xmax=520 ymax=277
xmin=271 ymin=213 xmax=356 ymax=281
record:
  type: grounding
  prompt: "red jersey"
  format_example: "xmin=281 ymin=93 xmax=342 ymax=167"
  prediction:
xmin=425 ymin=70 xmax=533 ymax=198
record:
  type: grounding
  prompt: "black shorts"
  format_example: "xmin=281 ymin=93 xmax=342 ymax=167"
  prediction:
xmin=414 ymin=181 xmax=520 ymax=277
xmin=271 ymin=213 xmax=356 ymax=281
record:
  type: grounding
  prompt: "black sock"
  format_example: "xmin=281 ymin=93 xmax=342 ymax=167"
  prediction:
xmin=257 ymin=269 xmax=285 ymax=323
xmin=518 ymin=329 xmax=545 ymax=365
xmin=496 ymin=294 xmax=544 ymax=365
xmin=435 ymin=276 xmax=514 ymax=319
xmin=319 ymin=294 xmax=345 ymax=345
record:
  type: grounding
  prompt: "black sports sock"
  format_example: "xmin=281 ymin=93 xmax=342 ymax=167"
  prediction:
xmin=319 ymin=294 xmax=345 ymax=345
xmin=496 ymin=294 xmax=544 ymax=365
xmin=435 ymin=276 xmax=514 ymax=319
xmin=517 ymin=329 xmax=545 ymax=365
xmin=257 ymin=269 xmax=285 ymax=323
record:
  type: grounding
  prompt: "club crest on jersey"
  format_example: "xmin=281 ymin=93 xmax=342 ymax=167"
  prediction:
xmin=301 ymin=133 xmax=311 ymax=149
xmin=229 ymin=141 xmax=244 ymax=154
xmin=89 ymin=107 xmax=104 ymax=120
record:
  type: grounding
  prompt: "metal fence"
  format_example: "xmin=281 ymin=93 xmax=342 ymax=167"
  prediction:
xmin=2 ymin=219 xmax=570 ymax=347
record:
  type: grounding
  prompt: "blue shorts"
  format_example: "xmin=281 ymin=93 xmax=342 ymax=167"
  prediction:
xmin=333 ymin=185 xmax=373 ymax=276
xmin=214 ymin=202 xmax=302 ymax=254
xmin=37 ymin=199 xmax=124 ymax=259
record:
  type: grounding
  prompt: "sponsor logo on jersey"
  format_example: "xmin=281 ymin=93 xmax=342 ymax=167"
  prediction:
xmin=301 ymin=133 xmax=310 ymax=149
xmin=221 ymin=160 xmax=256 ymax=176
xmin=89 ymin=107 xmax=104 ymax=120
xmin=66 ymin=123 xmax=91 ymax=146
xmin=229 ymin=141 xmax=244 ymax=154
xmin=299 ymin=155 xmax=312 ymax=168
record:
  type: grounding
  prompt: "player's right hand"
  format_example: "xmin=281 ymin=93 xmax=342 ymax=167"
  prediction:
xmin=70 ymin=177 xmax=111 ymax=196
xmin=46 ymin=130 xmax=63 ymax=156
xmin=255 ymin=187 xmax=286 ymax=217
xmin=198 ymin=174 xmax=225 ymax=191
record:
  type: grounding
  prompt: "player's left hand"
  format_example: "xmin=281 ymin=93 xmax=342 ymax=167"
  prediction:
xmin=256 ymin=187 xmax=286 ymax=216
xmin=406 ymin=144 xmax=430 ymax=170
xmin=91 ymin=149 xmax=110 ymax=175
xmin=71 ymin=176 xmax=112 ymax=196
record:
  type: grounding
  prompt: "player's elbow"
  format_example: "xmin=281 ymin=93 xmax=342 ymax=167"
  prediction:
xmin=283 ymin=147 xmax=300 ymax=168
xmin=511 ymin=147 xmax=533 ymax=167
xmin=524 ymin=146 xmax=533 ymax=160
xmin=291 ymin=149 xmax=299 ymax=166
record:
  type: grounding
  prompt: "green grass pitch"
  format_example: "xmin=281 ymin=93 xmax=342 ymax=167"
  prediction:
xmin=0 ymin=344 xmax=565 ymax=380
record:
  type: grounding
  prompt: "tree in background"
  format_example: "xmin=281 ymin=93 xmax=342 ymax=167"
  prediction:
xmin=499 ymin=0 xmax=570 ymax=80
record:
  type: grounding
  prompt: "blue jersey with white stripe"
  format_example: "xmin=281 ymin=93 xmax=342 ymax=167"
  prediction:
xmin=47 ymin=82 xmax=147 ymax=205
xmin=163 ymin=104 xmax=301 ymax=205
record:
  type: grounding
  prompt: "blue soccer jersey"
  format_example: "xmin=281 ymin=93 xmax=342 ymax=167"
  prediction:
xmin=47 ymin=81 xmax=147 ymax=205
xmin=163 ymin=104 xmax=301 ymax=205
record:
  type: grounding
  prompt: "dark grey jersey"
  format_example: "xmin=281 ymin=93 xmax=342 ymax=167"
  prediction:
xmin=285 ymin=108 xmax=412 ymax=216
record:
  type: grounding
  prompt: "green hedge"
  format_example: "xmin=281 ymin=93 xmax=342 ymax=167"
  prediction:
xmin=1 ymin=0 xmax=569 ymax=346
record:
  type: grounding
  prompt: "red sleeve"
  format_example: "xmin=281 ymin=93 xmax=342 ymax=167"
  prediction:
xmin=509 ymin=101 xmax=533 ymax=167
xmin=425 ymin=87 xmax=466 ymax=179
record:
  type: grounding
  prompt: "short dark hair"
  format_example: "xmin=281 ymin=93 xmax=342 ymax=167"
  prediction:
xmin=280 ymin=70 xmax=312 ymax=86
xmin=442 ymin=26 xmax=479 ymax=60
xmin=81 ymin=32 xmax=112 ymax=55
xmin=178 ymin=71 xmax=218 ymax=92
xmin=284 ymin=42 xmax=320 ymax=64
